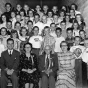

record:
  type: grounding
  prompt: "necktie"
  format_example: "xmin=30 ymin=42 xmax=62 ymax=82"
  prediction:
xmin=46 ymin=56 xmax=49 ymax=70
xmin=9 ymin=51 xmax=12 ymax=56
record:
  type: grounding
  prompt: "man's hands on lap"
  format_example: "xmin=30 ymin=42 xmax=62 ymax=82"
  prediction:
xmin=42 ymin=69 xmax=52 ymax=75
xmin=6 ymin=69 xmax=14 ymax=75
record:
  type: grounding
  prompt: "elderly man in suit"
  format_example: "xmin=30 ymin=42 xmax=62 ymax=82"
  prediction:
xmin=39 ymin=45 xmax=58 ymax=88
xmin=0 ymin=38 xmax=20 ymax=88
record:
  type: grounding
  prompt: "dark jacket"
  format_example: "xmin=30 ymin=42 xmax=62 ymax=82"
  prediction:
xmin=0 ymin=49 xmax=20 ymax=71
xmin=38 ymin=53 xmax=58 ymax=77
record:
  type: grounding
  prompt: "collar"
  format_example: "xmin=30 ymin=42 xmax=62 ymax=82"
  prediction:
xmin=8 ymin=49 xmax=13 ymax=54
xmin=45 ymin=54 xmax=50 ymax=63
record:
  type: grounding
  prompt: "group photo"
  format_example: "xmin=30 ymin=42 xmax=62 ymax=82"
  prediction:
xmin=0 ymin=0 xmax=88 ymax=88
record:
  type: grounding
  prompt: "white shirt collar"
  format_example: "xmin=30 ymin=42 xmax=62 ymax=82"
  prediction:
xmin=8 ymin=49 xmax=13 ymax=54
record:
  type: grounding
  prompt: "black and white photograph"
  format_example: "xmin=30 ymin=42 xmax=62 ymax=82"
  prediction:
xmin=0 ymin=0 xmax=88 ymax=88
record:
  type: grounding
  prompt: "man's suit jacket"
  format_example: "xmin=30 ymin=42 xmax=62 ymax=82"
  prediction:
xmin=0 ymin=49 xmax=20 ymax=72
xmin=38 ymin=53 xmax=58 ymax=77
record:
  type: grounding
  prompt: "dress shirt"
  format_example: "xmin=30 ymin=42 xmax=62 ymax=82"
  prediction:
xmin=8 ymin=49 xmax=13 ymax=55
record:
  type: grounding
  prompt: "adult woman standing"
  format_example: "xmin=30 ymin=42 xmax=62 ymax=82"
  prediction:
xmin=19 ymin=42 xmax=40 ymax=88
xmin=55 ymin=41 xmax=76 ymax=88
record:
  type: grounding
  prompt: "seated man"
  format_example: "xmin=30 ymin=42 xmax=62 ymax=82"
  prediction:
xmin=0 ymin=38 xmax=20 ymax=88
xmin=38 ymin=45 xmax=58 ymax=88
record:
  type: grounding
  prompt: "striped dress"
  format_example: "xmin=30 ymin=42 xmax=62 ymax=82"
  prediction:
xmin=55 ymin=52 xmax=76 ymax=88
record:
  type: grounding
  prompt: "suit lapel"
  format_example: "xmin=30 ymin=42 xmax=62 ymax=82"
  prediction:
xmin=42 ymin=53 xmax=54 ymax=68
xmin=6 ymin=49 xmax=15 ymax=59
xmin=6 ymin=50 xmax=11 ymax=59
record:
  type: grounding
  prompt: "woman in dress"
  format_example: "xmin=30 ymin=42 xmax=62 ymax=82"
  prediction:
xmin=55 ymin=41 xmax=76 ymax=88
xmin=19 ymin=42 xmax=40 ymax=88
